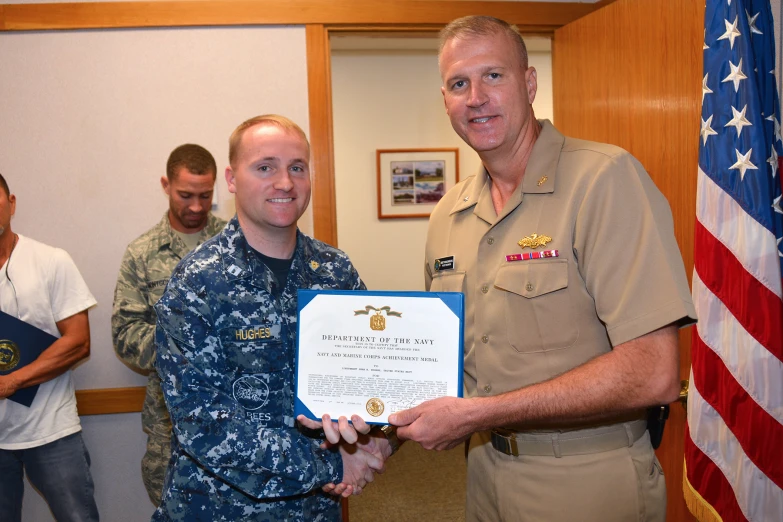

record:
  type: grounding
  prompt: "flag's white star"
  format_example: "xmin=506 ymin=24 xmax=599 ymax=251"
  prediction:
xmin=702 ymin=74 xmax=713 ymax=102
xmin=746 ymin=10 xmax=762 ymax=35
xmin=778 ymin=236 xmax=782 ymax=258
xmin=725 ymin=105 xmax=752 ymax=136
xmin=766 ymin=114 xmax=782 ymax=142
xmin=704 ymin=29 xmax=709 ymax=50
xmin=730 ymin=148 xmax=758 ymax=180
xmin=723 ymin=58 xmax=747 ymax=92
xmin=767 ymin=147 xmax=779 ymax=178
xmin=701 ymin=115 xmax=718 ymax=145
xmin=774 ymin=194 xmax=783 ymax=214
xmin=718 ymin=16 xmax=742 ymax=49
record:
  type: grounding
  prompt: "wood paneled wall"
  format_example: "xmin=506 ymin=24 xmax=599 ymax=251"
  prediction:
xmin=553 ymin=1 xmax=703 ymax=521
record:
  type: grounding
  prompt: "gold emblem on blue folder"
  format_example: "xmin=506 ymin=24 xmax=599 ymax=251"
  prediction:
xmin=0 ymin=340 xmax=20 ymax=371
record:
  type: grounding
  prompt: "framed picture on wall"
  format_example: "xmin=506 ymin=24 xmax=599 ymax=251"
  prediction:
xmin=376 ymin=148 xmax=460 ymax=219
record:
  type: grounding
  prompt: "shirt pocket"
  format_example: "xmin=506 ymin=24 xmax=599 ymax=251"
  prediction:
xmin=219 ymin=326 xmax=293 ymax=426
xmin=145 ymin=277 xmax=170 ymax=307
xmin=429 ymin=271 xmax=466 ymax=293
xmin=229 ymin=370 xmax=291 ymax=428
xmin=494 ymin=259 xmax=578 ymax=353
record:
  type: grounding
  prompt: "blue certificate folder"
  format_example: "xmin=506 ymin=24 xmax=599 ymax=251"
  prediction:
xmin=0 ymin=310 xmax=57 ymax=407
xmin=294 ymin=290 xmax=464 ymax=424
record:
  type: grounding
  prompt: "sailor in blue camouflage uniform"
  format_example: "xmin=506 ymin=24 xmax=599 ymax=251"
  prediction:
xmin=153 ymin=115 xmax=383 ymax=521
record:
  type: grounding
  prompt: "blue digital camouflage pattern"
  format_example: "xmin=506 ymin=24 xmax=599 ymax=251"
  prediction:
xmin=153 ymin=216 xmax=365 ymax=521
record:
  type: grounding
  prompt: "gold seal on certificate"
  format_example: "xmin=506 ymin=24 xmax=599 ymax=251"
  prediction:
xmin=295 ymin=290 xmax=464 ymax=425
xmin=366 ymin=397 xmax=385 ymax=417
xmin=0 ymin=339 xmax=20 ymax=371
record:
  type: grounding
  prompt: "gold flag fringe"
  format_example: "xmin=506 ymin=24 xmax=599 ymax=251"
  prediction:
xmin=683 ymin=459 xmax=724 ymax=522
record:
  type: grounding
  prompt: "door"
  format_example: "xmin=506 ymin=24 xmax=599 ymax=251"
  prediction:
xmin=553 ymin=1 xmax=702 ymax=521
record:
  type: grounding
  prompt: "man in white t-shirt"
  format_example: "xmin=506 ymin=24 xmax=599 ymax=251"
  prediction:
xmin=0 ymin=173 xmax=99 ymax=522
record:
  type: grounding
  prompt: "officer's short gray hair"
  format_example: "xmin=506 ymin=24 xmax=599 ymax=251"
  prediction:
xmin=439 ymin=15 xmax=529 ymax=70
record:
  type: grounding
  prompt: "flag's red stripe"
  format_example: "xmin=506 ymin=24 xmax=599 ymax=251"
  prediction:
xmin=685 ymin=429 xmax=748 ymax=522
xmin=691 ymin=334 xmax=783 ymax=490
xmin=694 ymin=219 xmax=783 ymax=362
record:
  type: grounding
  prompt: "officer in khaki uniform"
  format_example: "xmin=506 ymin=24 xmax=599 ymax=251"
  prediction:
xmin=389 ymin=16 xmax=697 ymax=522
xmin=112 ymin=144 xmax=226 ymax=505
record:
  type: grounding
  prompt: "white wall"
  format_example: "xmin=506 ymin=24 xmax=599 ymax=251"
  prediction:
xmin=331 ymin=46 xmax=553 ymax=292
xmin=1 ymin=25 xmax=310 ymax=521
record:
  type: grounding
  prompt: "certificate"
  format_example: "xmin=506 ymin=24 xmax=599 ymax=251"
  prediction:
xmin=295 ymin=290 xmax=464 ymax=425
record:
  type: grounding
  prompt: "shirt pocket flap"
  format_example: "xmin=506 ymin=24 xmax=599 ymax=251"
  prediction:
xmin=429 ymin=271 xmax=466 ymax=293
xmin=495 ymin=259 xmax=568 ymax=298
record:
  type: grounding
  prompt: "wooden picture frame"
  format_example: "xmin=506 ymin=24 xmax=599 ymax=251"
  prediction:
xmin=376 ymin=148 xmax=459 ymax=219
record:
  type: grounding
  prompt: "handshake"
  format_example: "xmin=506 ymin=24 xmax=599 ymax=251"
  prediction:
xmin=297 ymin=413 xmax=397 ymax=497
xmin=297 ymin=395 xmax=476 ymax=497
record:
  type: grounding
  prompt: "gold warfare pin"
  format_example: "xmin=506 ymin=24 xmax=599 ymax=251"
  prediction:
xmin=518 ymin=234 xmax=553 ymax=250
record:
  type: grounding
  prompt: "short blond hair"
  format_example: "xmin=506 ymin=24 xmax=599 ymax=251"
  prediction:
xmin=439 ymin=16 xmax=529 ymax=70
xmin=228 ymin=115 xmax=310 ymax=166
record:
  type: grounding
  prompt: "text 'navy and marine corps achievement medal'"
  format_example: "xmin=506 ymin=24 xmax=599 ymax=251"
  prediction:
xmin=0 ymin=339 xmax=20 ymax=371
xmin=518 ymin=233 xmax=553 ymax=249
xmin=366 ymin=397 xmax=385 ymax=417
xmin=353 ymin=305 xmax=402 ymax=331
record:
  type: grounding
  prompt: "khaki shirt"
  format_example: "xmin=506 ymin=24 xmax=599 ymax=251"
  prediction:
xmin=112 ymin=212 xmax=226 ymax=436
xmin=425 ymin=121 xmax=696 ymax=403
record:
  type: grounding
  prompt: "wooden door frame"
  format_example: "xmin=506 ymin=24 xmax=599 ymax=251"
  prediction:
xmin=0 ymin=0 xmax=613 ymax=413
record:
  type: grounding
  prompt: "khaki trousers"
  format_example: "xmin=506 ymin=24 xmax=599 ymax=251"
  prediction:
xmin=466 ymin=429 xmax=666 ymax=522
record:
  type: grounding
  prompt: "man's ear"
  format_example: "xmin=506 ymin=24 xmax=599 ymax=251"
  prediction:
xmin=441 ymin=86 xmax=449 ymax=115
xmin=225 ymin=167 xmax=237 ymax=194
xmin=161 ymin=176 xmax=170 ymax=195
xmin=525 ymin=67 xmax=538 ymax=105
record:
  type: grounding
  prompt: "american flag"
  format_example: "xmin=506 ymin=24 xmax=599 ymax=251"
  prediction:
xmin=685 ymin=0 xmax=783 ymax=520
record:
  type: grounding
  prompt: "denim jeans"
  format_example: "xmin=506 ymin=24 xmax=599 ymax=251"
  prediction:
xmin=0 ymin=431 xmax=99 ymax=522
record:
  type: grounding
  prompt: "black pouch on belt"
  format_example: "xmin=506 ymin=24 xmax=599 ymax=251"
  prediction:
xmin=646 ymin=405 xmax=670 ymax=449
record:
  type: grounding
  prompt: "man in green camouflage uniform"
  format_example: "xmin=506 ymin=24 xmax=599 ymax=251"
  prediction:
xmin=152 ymin=116 xmax=385 ymax=521
xmin=112 ymin=144 xmax=226 ymax=505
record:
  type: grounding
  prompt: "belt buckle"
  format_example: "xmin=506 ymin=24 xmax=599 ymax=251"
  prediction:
xmin=493 ymin=428 xmax=519 ymax=457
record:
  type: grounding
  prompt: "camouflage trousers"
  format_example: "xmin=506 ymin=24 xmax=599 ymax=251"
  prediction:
xmin=142 ymin=432 xmax=172 ymax=506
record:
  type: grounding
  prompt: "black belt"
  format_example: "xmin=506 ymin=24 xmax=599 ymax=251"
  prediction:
xmin=490 ymin=420 xmax=647 ymax=458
